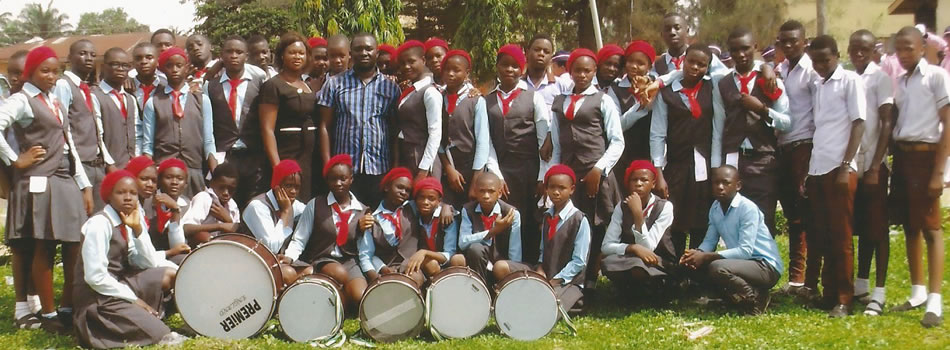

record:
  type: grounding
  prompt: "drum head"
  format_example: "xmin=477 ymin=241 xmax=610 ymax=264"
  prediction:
xmin=360 ymin=280 xmax=425 ymax=343
xmin=494 ymin=278 xmax=559 ymax=341
xmin=429 ymin=273 xmax=491 ymax=338
xmin=175 ymin=241 xmax=277 ymax=339
xmin=278 ymin=280 xmax=341 ymax=342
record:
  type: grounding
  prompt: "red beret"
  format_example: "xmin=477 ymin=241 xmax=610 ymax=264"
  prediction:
xmin=323 ymin=154 xmax=353 ymax=178
xmin=22 ymin=46 xmax=57 ymax=80
xmin=157 ymin=158 xmax=187 ymax=174
xmin=441 ymin=49 xmax=472 ymax=69
xmin=272 ymin=159 xmax=302 ymax=189
xmin=597 ymin=44 xmax=624 ymax=65
xmin=497 ymin=44 xmax=526 ymax=71
xmin=101 ymin=170 xmax=135 ymax=202
xmin=308 ymin=37 xmax=328 ymax=48
xmin=125 ymin=156 xmax=155 ymax=176
xmin=625 ymin=160 xmax=658 ymax=185
xmin=567 ymin=48 xmax=597 ymax=72
xmin=396 ymin=40 xmax=425 ymax=59
xmin=424 ymin=38 xmax=448 ymax=52
xmin=158 ymin=47 xmax=188 ymax=68
xmin=544 ymin=164 xmax=576 ymax=184
xmin=624 ymin=40 xmax=657 ymax=64
xmin=380 ymin=167 xmax=413 ymax=190
xmin=412 ymin=177 xmax=443 ymax=198
xmin=378 ymin=44 xmax=397 ymax=57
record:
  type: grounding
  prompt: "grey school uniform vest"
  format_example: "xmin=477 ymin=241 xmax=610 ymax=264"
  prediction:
xmin=619 ymin=199 xmax=676 ymax=265
xmin=207 ymin=75 xmax=262 ymax=152
xmin=151 ymin=88 xmax=205 ymax=169
xmin=63 ymin=78 xmax=101 ymax=162
xmin=485 ymin=89 xmax=538 ymax=162
xmin=463 ymin=200 xmax=516 ymax=261
xmin=718 ymin=72 xmax=779 ymax=155
xmin=397 ymin=84 xmax=437 ymax=149
xmin=658 ymin=81 xmax=714 ymax=163
xmin=609 ymin=83 xmax=652 ymax=160
xmin=14 ymin=94 xmax=69 ymax=177
xmin=369 ymin=207 xmax=418 ymax=266
xmin=653 ymin=55 xmax=671 ymax=76
xmin=540 ymin=209 xmax=587 ymax=286
xmin=414 ymin=208 xmax=449 ymax=253
xmin=297 ymin=196 xmax=364 ymax=263
xmin=92 ymin=87 xmax=136 ymax=168
xmin=444 ymin=95 xmax=479 ymax=172
xmin=552 ymin=92 xmax=607 ymax=174
xmin=74 ymin=213 xmax=132 ymax=286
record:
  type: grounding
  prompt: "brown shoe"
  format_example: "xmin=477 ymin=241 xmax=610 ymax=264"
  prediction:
xmin=38 ymin=315 xmax=67 ymax=335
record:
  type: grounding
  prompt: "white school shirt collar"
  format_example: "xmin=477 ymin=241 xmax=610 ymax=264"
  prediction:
xmin=163 ymin=83 xmax=190 ymax=95
xmin=417 ymin=203 xmax=443 ymax=225
xmin=563 ymin=83 xmax=599 ymax=96
xmin=821 ymin=65 xmax=846 ymax=83
xmin=860 ymin=61 xmax=883 ymax=77
xmin=904 ymin=58 xmax=933 ymax=79
xmin=219 ymin=68 xmax=254 ymax=84
xmin=544 ymin=200 xmax=577 ymax=219
xmin=474 ymin=201 xmax=502 ymax=216
xmin=671 ymin=74 xmax=712 ymax=93
xmin=779 ymin=54 xmax=813 ymax=78
xmin=327 ymin=191 xmax=364 ymax=212
xmin=134 ymin=76 xmax=161 ymax=88
xmin=411 ymin=75 xmax=433 ymax=90
xmin=99 ymin=80 xmax=121 ymax=95
xmin=373 ymin=202 xmax=401 ymax=216
xmin=62 ymin=70 xmax=83 ymax=86
xmin=21 ymin=82 xmax=61 ymax=114
xmin=490 ymin=79 xmax=529 ymax=95
xmin=102 ymin=205 xmax=123 ymax=227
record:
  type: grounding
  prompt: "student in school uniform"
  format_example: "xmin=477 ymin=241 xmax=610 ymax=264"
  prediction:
xmin=248 ymin=35 xmax=278 ymax=80
xmin=143 ymin=158 xmax=191 ymax=264
xmin=305 ymin=37 xmax=330 ymax=92
xmin=131 ymin=43 xmax=163 ymax=112
xmin=357 ymin=167 xmax=424 ymax=285
xmin=487 ymin=44 xmax=551 ymax=264
xmin=93 ymin=48 xmax=140 ymax=170
xmin=889 ymin=26 xmax=949 ymax=328
xmin=53 ymin=39 xmax=113 ymax=211
xmin=404 ymin=177 xmax=465 ymax=278
xmin=377 ymin=44 xmax=398 ymax=76
xmin=806 ymin=35 xmax=867 ymax=318
xmin=281 ymin=154 xmax=367 ymax=305
xmin=522 ymin=34 xmax=569 ymax=111
xmin=458 ymin=172 xmax=522 ymax=282
xmin=143 ymin=47 xmax=218 ymax=198
xmin=775 ymin=20 xmax=822 ymax=298
xmin=717 ymin=27 xmax=791 ymax=236
xmin=439 ymin=49 xmax=500 ymax=208
xmin=602 ymin=160 xmax=676 ymax=297
xmin=186 ymin=34 xmax=215 ymax=84
xmin=181 ymin=162 xmax=240 ymax=244
xmin=650 ymin=44 xmax=722 ymax=256
xmin=607 ymin=41 xmax=659 ymax=171
xmin=241 ymin=159 xmax=308 ymax=286
xmin=395 ymin=40 xmax=443 ymax=182
xmin=127 ymin=29 xmax=174 ymax=84
xmin=126 ymin=156 xmax=191 ymax=265
xmin=549 ymin=48 xmax=624 ymax=288
xmin=654 ymin=13 xmax=728 ymax=77
xmin=493 ymin=165 xmax=590 ymax=312
xmin=848 ymin=29 xmax=895 ymax=317
xmin=595 ymin=44 xmax=624 ymax=91
xmin=424 ymin=37 xmax=449 ymax=87
xmin=327 ymin=34 xmax=351 ymax=77
xmin=73 ymin=170 xmax=188 ymax=348
xmin=680 ymin=165 xmax=783 ymax=315
xmin=0 ymin=46 xmax=94 ymax=333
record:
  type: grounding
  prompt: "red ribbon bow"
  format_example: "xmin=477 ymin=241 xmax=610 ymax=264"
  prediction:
xmin=381 ymin=208 xmax=403 ymax=240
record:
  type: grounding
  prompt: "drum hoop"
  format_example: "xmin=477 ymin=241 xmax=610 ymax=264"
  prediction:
xmin=491 ymin=271 xmax=559 ymax=339
xmin=174 ymin=240 xmax=278 ymax=338
xmin=277 ymin=277 xmax=345 ymax=342
xmin=428 ymin=266 xmax=487 ymax=289
xmin=358 ymin=278 xmax=426 ymax=342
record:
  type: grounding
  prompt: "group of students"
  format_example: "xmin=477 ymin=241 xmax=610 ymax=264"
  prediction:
xmin=0 ymin=11 xmax=947 ymax=348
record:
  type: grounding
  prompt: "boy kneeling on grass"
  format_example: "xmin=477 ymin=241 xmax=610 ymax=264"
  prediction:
xmin=680 ymin=165 xmax=782 ymax=315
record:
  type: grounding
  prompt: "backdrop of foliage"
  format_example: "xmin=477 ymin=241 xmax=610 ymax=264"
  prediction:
xmin=0 ymin=0 xmax=71 ymax=45
xmin=73 ymin=7 xmax=149 ymax=36
xmin=194 ymin=0 xmax=301 ymax=47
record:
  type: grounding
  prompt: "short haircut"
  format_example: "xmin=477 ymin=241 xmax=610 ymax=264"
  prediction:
xmin=779 ymin=20 xmax=805 ymax=34
xmin=686 ymin=43 xmax=713 ymax=63
xmin=527 ymin=34 xmax=554 ymax=50
xmin=188 ymin=33 xmax=210 ymax=44
xmin=663 ymin=12 xmax=685 ymax=20
xmin=809 ymin=35 xmax=838 ymax=53
xmin=896 ymin=26 xmax=924 ymax=42
xmin=223 ymin=35 xmax=246 ymax=45
xmin=247 ymin=35 xmax=268 ymax=46
xmin=727 ymin=26 xmax=754 ymax=42
xmin=10 ymin=50 xmax=29 ymax=61
xmin=850 ymin=29 xmax=876 ymax=42
xmin=103 ymin=47 xmax=127 ymax=61
xmin=151 ymin=28 xmax=175 ymax=41
xmin=69 ymin=39 xmax=93 ymax=55
xmin=132 ymin=42 xmax=156 ymax=52
xmin=328 ymin=33 xmax=350 ymax=48
xmin=350 ymin=32 xmax=375 ymax=46
xmin=212 ymin=162 xmax=239 ymax=180
xmin=476 ymin=171 xmax=500 ymax=188
xmin=274 ymin=31 xmax=308 ymax=68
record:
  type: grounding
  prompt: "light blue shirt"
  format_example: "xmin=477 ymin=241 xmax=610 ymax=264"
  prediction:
xmin=651 ymin=51 xmax=730 ymax=77
xmin=93 ymin=81 xmax=142 ymax=157
xmin=649 ymin=74 xmax=725 ymax=168
xmin=441 ymin=83 xmax=494 ymax=172
xmin=538 ymin=201 xmax=590 ymax=285
xmin=357 ymin=202 xmax=407 ymax=273
xmin=549 ymin=84 xmax=625 ymax=175
xmin=284 ymin=192 xmax=364 ymax=261
xmin=142 ymin=84 xmax=217 ymax=159
xmin=458 ymin=202 xmax=522 ymax=262
xmin=698 ymin=193 xmax=783 ymax=275
xmin=407 ymin=201 xmax=459 ymax=263
xmin=709 ymin=67 xmax=791 ymax=151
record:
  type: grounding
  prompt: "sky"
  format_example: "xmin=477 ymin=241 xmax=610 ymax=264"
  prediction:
xmin=2 ymin=0 xmax=199 ymax=34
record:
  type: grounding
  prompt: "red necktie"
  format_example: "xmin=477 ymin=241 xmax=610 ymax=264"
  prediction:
xmin=446 ymin=93 xmax=459 ymax=114
xmin=111 ymin=90 xmax=128 ymax=119
xmin=498 ymin=89 xmax=523 ymax=116
xmin=480 ymin=214 xmax=497 ymax=231
xmin=78 ymin=82 xmax=94 ymax=110
xmin=141 ymin=84 xmax=155 ymax=106
xmin=670 ymin=55 xmax=685 ymax=70
xmin=426 ymin=221 xmax=439 ymax=251
xmin=382 ymin=209 xmax=403 ymax=240
xmin=680 ymin=81 xmax=704 ymax=119
xmin=155 ymin=201 xmax=172 ymax=234
xmin=565 ymin=94 xmax=583 ymax=120
xmin=170 ymin=90 xmax=184 ymax=119
xmin=399 ymin=86 xmax=415 ymax=105
xmin=331 ymin=203 xmax=352 ymax=247
xmin=228 ymin=78 xmax=242 ymax=120
xmin=119 ymin=225 xmax=129 ymax=241
xmin=545 ymin=214 xmax=559 ymax=241
xmin=737 ymin=71 xmax=757 ymax=94
xmin=194 ymin=68 xmax=207 ymax=79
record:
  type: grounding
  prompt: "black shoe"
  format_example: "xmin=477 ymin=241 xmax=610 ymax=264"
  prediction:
xmin=38 ymin=315 xmax=66 ymax=334
xmin=751 ymin=291 xmax=771 ymax=315
xmin=828 ymin=304 xmax=851 ymax=318
xmin=891 ymin=300 xmax=925 ymax=312
xmin=810 ymin=298 xmax=835 ymax=311
xmin=921 ymin=312 xmax=944 ymax=328
xmin=56 ymin=308 xmax=73 ymax=330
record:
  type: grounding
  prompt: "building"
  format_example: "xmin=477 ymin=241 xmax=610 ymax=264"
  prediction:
xmin=888 ymin=0 xmax=950 ymax=33
xmin=0 ymin=32 xmax=187 ymax=73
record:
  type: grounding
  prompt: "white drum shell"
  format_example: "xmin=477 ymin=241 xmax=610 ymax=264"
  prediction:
xmin=359 ymin=280 xmax=425 ymax=342
xmin=278 ymin=280 xmax=342 ymax=342
xmin=493 ymin=277 xmax=559 ymax=341
xmin=428 ymin=273 xmax=491 ymax=338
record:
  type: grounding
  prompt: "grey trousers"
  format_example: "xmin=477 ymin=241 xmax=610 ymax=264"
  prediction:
xmin=706 ymin=259 xmax=780 ymax=301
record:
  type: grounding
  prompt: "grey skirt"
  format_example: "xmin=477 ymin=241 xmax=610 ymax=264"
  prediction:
xmin=83 ymin=163 xmax=106 ymax=213
xmin=73 ymin=267 xmax=171 ymax=349
xmin=296 ymin=256 xmax=365 ymax=281
xmin=7 ymin=157 xmax=86 ymax=242
xmin=602 ymin=254 xmax=667 ymax=277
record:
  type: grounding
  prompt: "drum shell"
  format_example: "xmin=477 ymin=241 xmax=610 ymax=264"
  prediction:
xmin=428 ymin=266 xmax=487 ymax=288
xmin=492 ymin=270 xmax=559 ymax=341
xmin=426 ymin=266 xmax=491 ymax=339
xmin=277 ymin=273 xmax=343 ymax=342
xmin=213 ymin=234 xmax=285 ymax=293
xmin=359 ymin=273 xmax=425 ymax=343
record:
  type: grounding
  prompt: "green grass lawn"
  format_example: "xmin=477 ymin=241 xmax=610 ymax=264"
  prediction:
xmin=0 ymin=211 xmax=947 ymax=349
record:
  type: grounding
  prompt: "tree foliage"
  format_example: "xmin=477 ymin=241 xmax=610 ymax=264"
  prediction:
xmin=194 ymin=0 xmax=300 ymax=46
xmin=686 ymin=0 xmax=787 ymax=48
xmin=293 ymin=0 xmax=404 ymax=44
xmin=74 ymin=8 xmax=149 ymax=36
xmin=1 ymin=0 xmax=71 ymax=43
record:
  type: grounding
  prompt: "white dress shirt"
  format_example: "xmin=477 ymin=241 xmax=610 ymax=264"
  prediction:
xmin=397 ymin=75 xmax=442 ymax=171
xmin=537 ymin=201 xmax=590 ymax=285
xmin=284 ymin=192 xmax=364 ymax=261
xmin=857 ymin=62 xmax=895 ymax=174
xmin=242 ymin=190 xmax=306 ymax=254
xmin=204 ymin=68 xmax=257 ymax=152
xmin=142 ymin=83 xmax=217 ymax=159
xmin=777 ymin=54 xmax=821 ymax=145
xmin=893 ymin=58 xmax=950 ymax=143
xmin=80 ymin=205 xmax=162 ymax=302
xmin=53 ymin=71 xmax=113 ymax=165
xmin=602 ymin=194 xmax=674 ymax=255
xmin=809 ymin=66 xmax=867 ymax=176
xmin=550 ymin=84 xmax=625 ymax=175
xmin=92 ymin=81 xmax=142 ymax=157
xmin=488 ymin=80 xmax=552 ymax=181
xmin=522 ymin=72 xmax=572 ymax=110
xmin=181 ymin=187 xmax=241 ymax=227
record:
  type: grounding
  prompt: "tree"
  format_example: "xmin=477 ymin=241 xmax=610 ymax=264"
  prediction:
xmin=14 ymin=0 xmax=71 ymax=39
xmin=452 ymin=0 xmax=522 ymax=82
xmin=686 ymin=0 xmax=787 ymax=48
xmin=194 ymin=0 xmax=299 ymax=46
xmin=74 ymin=8 xmax=149 ymax=35
xmin=293 ymin=0 xmax=404 ymax=44
xmin=817 ymin=0 xmax=827 ymax=35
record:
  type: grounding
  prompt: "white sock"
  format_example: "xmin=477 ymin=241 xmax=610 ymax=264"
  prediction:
xmin=27 ymin=295 xmax=41 ymax=314
xmin=40 ymin=311 xmax=57 ymax=319
xmin=788 ymin=282 xmax=804 ymax=287
xmin=871 ymin=287 xmax=886 ymax=304
xmin=14 ymin=302 xmax=31 ymax=319
xmin=910 ymin=285 xmax=928 ymax=305
xmin=855 ymin=278 xmax=870 ymax=296
xmin=925 ymin=293 xmax=942 ymax=316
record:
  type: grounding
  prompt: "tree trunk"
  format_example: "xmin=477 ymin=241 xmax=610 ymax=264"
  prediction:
xmin=577 ymin=1 xmax=596 ymax=49
xmin=816 ymin=0 xmax=826 ymax=35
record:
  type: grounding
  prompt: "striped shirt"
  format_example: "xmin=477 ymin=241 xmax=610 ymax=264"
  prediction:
xmin=316 ymin=68 xmax=401 ymax=175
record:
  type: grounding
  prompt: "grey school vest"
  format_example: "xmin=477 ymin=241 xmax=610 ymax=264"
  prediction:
xmin=540 ymin=209 xmax=586 ymax=286
xmin=552 ymin=92 xmax=607 ymax=174
xmin=14 ymin=94 xmax=69 ymax=177
xmin=297 ymin=196 xmax=364 ymax=263
xmin=653 ymin=55 xmax=671 ymax=76
xmin=485 ymin=89 xmax=538 ymax=162
xmin=397 ymin=84 xmax=437 ymax=148
xmin=207 ymin=75 xmax=262 ymax=152
xmin=63 ymin=78 xmax=101 ymax=162
xmin=658 ymin=81 xmax=714 ymax=163
xmin=463 ymin=200 xmax=516 ymax=261
xmin=718 ymin=71 xmax=779 ymax=155
xmin=444 ymin=95 xmax=479 ymax=172
xmin=609 ymin=83 xmax=652 ymax=159
xmin=369 ymin=207 xmax=419 ymax=266
xmin=619 ymin=199 xmax=676 ymax=265
xmin=92 ymin=87 xmax=136 ymax=168
xmin=151 ymin=88 xmax=205 ymax=169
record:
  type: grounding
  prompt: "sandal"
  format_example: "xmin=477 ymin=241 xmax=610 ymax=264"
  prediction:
xmin=864 ymin=300 xmax=884 ymax=316
xmin=890 ymin=300 xmax=924 ymax=312
xmin=14 ymin=314 xmax=42 ymax=330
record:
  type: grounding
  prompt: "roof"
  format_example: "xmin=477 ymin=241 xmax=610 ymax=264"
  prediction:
xmin=888 ymin=0 xmax=932 ymax=14
xmin=0 ymin=32 xmax=187 ymax=63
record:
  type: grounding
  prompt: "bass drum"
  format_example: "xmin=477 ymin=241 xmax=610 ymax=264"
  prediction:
xmin=493 ymin=270 xmax=559 ymax=341
xmin=426 ymin=266 xmax=491 ymax=339
xmin=359 ymin=273 xmax=425 ymax=343
xmin=277 ymin=274 xmax=344 ymax=342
